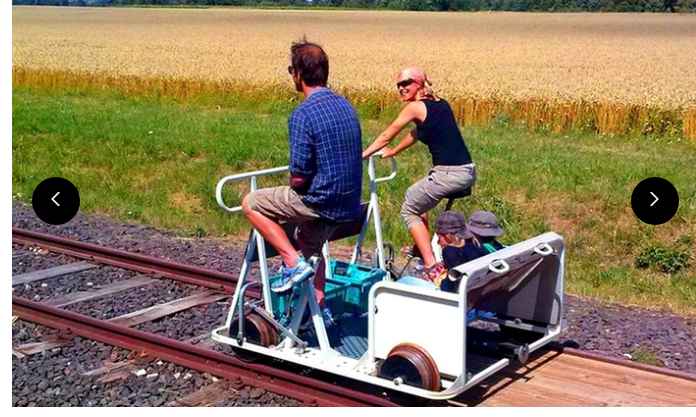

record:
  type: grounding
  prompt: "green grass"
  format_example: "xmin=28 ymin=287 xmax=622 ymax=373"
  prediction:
xmin=629 ymin=346 xmax=664 ymax=367
xmin=12 ymin=86 xmax=696 ymax=315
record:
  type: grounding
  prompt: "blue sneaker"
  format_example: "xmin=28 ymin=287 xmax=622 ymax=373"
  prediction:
xmin=477 ymin=310 xmax=496 ymax=320
xmin=466 ymin=308 xmax=497 ymax=321
xmin=271 ymin=257 xmax=314 ymax=294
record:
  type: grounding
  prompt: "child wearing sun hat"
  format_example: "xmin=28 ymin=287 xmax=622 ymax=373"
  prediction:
xmin=466 ymin=210 xmax=505 ymax=254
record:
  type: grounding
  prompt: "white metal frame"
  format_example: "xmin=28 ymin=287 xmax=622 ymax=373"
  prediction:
xmin=212 ymin=155 xmax=396 ymax=357
xmin=215 ymin=165 xmax=290 ymax=314
xmin=365 ymin=232 xmax=565 ymax=399
xmin=212 ymin=159 xmax=565 ymax=400
xmin=350 ymin=156 xmax=397 ymax=270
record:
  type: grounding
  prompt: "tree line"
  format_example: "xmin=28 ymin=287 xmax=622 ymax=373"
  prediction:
xmin=12 ymin=0 xmax=696 ymax=12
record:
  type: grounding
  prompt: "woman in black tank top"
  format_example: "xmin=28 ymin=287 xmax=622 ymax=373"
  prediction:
xmin=362 ymin=67 xmax=476 ymax=281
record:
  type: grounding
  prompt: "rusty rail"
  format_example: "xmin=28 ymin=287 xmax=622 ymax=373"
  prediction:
xmin=12 ymin=296 xmax=396 ymax=406
xmin=12 ymin=228 xmax=396 ymax=405
xmin=13 ymin=227 xmax=241 ymax=293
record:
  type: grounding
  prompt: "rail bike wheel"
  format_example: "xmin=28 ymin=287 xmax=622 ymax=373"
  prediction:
xmin=228 ymin=312 xmax=278 ymax=362
xmin=378 ymin=343 xmax=441 ymax=391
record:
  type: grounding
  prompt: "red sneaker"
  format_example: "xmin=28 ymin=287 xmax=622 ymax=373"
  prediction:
xmin=424 ymin=262 xmax=447 ymax=286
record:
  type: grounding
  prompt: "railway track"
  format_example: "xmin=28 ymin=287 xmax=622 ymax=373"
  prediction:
xmin=12 ymin=228 xmax=395 ymax=406
xmin=12 ymin=227 xmax=696 ymax=406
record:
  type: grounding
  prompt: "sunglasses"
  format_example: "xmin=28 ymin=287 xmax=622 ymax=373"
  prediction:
xmin=396 ymin=78 xmax=415 ymax=89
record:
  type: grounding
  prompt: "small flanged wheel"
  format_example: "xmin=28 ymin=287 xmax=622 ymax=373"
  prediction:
xmin=378 ymin=343 xmax=441 ymax=391
xmin=516 ymin=344 xmax=530 ymax=364
xmin=229 ymin=312 xmax=278 ymax=362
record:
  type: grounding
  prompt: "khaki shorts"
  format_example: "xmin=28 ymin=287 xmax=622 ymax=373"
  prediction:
xmin=400 ymin=164 xmax=476 ymax=229
xmin=247 ymin=186 xmax=336 ymax=257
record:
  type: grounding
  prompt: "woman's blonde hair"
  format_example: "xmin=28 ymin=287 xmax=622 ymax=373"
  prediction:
xmin=419 ymin=76 xmax=437 ymax=100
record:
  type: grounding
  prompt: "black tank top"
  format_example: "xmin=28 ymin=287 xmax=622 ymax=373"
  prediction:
xmin=415 ymin=99 xmax=473 ymax=166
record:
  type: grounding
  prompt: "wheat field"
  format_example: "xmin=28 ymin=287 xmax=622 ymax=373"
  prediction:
xmin=12 ymin=6 xmax=696 ymax=138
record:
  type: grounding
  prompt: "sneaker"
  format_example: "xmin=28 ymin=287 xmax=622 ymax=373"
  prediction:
xmin=466 ymin=309 xmax=497 ymax=322
xmin=477 ymin=310 xmax=496 ymax=320
xmin=271 ymin=257 xmax=314 ymax=294
xmin=423 ymin=262 xmax=447 ymax=285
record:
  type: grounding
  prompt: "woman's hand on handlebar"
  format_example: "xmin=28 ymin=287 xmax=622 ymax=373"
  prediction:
xmin=380 ymin=147 xmax=397 ymax=159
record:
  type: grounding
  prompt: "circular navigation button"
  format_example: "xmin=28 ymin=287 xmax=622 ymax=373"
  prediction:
xmin=32 ymin=177 xmax=80 ymax=225
xmin=631 ymin=177 xmax=678 ymax=225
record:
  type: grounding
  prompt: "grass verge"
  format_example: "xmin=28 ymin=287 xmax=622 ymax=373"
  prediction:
xmin=12 ymin=86 xmax=696 ymax=315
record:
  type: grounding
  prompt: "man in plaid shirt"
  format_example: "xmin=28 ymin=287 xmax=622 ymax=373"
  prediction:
xmin=242 ymin=39 xmax=362 ymax=325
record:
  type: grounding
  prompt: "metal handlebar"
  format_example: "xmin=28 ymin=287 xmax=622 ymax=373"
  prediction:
xmin=215 ymin=154 xmax=397 ymax=213
xmin=368 ymin=154 xmax=398 ymax=184
xmin=215 ymin=165 xmax=289 ymax=212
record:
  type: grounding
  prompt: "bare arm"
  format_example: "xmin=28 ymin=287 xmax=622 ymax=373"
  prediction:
xmin=362 ymin=102 xmax=424 ymax=159
xmin=381 ymin=129 xmax=417 ymax=158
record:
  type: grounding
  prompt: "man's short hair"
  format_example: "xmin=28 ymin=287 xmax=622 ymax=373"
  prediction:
xmin=290 ymin=38 xmax=329 ymax=87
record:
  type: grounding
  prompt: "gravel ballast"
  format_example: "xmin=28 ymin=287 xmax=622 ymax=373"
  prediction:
xmin=12 ymin=319 xmax=299 ymax=406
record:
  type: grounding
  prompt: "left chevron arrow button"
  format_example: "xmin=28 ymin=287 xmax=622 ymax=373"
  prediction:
xmin=32 ymin=177 xmax=80 ymax=225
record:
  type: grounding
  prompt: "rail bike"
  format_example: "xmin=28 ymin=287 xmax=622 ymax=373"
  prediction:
xmin=211 ymin=156 xmax=565 ymax=400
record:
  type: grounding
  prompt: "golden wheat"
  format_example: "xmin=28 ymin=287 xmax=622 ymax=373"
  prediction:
xmin=12 ymin=6 xmax=696 ymax=138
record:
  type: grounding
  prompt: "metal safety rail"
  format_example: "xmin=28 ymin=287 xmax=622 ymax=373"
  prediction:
xmin=215 ymin=165 xmax=291 ymax=213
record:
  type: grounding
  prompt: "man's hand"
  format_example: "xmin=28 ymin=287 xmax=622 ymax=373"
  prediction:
xmin=289 ymin=173 xmax=311 ymax=193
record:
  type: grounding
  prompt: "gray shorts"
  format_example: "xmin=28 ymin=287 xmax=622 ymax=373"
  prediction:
xmin=247 ymin=186 xmax=336 ymax=257
xmin=400 ymin=164 xmax=476 ymax=229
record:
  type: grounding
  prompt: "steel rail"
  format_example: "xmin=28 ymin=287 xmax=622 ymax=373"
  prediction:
xmin=13 ymin=227 xmax=245 ymax=294
xmin=12 ymin=295 xmax=396 ymax=407
xmin=559 ymin=346 xmax=696 ymax=383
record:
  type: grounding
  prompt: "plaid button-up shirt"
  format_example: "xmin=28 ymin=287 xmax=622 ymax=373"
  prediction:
xmin=288 ymin=88 xmax=363 ymax=222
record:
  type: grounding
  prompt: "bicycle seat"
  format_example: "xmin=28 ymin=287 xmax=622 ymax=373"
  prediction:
xmin=444 ymin=187 xmax=472 ymax=211
xmin=446 ymin=187 xmax=472 ymax=200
